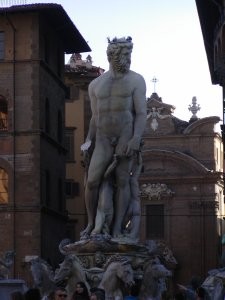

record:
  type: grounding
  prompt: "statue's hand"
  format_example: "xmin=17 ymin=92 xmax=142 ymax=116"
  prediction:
xmin=83 ymin=150 xmax=88 ymax=164
xmin=81 ymin=139 xmax=92 ymax=151
xmin=126 ymin=136 xmax=141 ymax=156
xmin=116 ymin=143 xmax=128 ymax=157
xmin=81 ymin=139 xmax=92 ymax=168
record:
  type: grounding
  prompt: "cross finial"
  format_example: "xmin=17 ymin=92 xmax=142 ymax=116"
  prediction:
xmin=151 ymin=77 xmax=158 ymax=93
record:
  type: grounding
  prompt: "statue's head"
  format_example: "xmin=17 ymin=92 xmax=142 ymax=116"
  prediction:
xmin=94 ymin=251 xmax=105 ymax=267
xmin=106 ymin=36 xmax=133 ymax=73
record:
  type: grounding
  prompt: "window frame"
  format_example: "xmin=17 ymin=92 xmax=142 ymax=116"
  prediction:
xmin=0 ymin=31 xmax=5 ymax=60
xmin=0 ymin=168 xmax=8 ymax=204
xmin=145 ymin=204 xmax=164 ymax=239
xmin=65 ymin=127 xmax=75 ymax=162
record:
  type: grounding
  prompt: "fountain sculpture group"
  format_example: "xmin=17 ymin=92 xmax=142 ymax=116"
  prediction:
xmin=46 ymin=36 xmax=176 ymax=300
xmin=1 ymin=37 xmax=177 ymax=300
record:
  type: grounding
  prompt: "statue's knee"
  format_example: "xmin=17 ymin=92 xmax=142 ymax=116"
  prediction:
xmin=116 ymin=177 xmax=129 ymax=188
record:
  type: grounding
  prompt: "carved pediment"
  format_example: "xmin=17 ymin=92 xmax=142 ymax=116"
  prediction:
xmin=140 ymin=183 xmax=174 ymax=200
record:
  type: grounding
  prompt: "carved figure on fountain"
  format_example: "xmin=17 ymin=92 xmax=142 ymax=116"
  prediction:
xmin=0 ymin=250 xmax=15 ymax=280
xmin=30 ymin=257 xmax=55 ymax=299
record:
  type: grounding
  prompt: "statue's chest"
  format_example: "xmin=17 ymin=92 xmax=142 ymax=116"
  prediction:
xmin=95 ymin=78 xmax=132 ymax=99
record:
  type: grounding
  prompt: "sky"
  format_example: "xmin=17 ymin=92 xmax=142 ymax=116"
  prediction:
xmin=5 ymin=0 xmax=223 ymax=125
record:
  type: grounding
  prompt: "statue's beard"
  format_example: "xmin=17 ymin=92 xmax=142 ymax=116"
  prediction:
xmin=111 ymin=56 xmax=130 ymax=73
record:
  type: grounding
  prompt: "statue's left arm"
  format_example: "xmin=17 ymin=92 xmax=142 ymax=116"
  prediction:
xmin=126 ymin=75 xmax=147 ymax=156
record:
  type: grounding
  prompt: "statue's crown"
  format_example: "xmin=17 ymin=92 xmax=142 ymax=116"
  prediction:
xmin=107 ymin=36 xmax=132 ymax=44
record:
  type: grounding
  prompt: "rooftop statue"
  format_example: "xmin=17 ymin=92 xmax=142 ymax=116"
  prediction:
xmin=80 ymin=36 xmax=147 ymax=242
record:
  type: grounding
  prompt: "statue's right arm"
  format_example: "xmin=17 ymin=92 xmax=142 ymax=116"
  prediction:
xmin=85 ymin=81 xmax=98 ymax=142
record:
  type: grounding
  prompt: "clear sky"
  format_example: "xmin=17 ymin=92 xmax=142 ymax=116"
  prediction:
xmin=11 ymin=0 xmax=223 ymax=124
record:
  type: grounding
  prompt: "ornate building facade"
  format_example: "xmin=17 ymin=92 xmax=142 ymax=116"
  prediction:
xmin=140 ymin=92 xmax=223 ymax=284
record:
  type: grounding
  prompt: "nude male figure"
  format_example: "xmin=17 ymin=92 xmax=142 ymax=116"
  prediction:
xmin=81 ymin=36 xmax=147 ymax=238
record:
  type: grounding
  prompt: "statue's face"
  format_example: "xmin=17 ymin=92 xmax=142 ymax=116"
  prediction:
xmin=111 ymin=46 xmax=132 ymax=73
xmin=95 ymin=253 xmax=101 ymax=263
xmin=95 ymin=252 xmax=104 ymax=266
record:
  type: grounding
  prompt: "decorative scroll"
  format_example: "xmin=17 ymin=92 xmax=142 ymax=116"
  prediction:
xmin=140 ymin=183 xmax=174 ymax=200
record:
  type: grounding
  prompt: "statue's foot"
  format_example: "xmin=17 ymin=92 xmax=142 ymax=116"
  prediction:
xmin=80 ymin=224 xmax=93 ymax=240
xmin=111 ymin=233 xmax=124 ymax=243
xmin=112 ymin=231 xmax=123 ymax=238
xmin=123 ymin=233 xmax=139 ymax=243
xmin=90 ymin=228 xmax=101 ymax=236
xmin=111 ymin=233 xmax=138 ymax=244
xmin=90 ymin=231 xmax=111 ymax=241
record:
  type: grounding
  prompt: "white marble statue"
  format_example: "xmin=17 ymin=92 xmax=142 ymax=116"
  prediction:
xmin=81 ymin=36 xmax=147 ymax=241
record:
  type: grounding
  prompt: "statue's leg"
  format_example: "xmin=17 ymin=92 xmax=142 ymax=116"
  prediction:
xmin=81 ymin=138 xmax=113 ymax=238
xmin=91 ymin=178 xmax=114 ymax=235
xmin=112 ymin=158 xmax=133 ymax=237
xmin=125 ymin=158 xmax=142 ymax=240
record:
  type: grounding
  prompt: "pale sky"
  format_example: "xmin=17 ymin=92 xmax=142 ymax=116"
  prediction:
xmin=10 ymin=0 xmax=223 ymax=125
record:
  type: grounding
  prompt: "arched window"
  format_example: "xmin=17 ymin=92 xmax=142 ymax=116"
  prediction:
xmin=0 ymin=95 xmax=7 ymax=131
xmin=0 ymin=168 xmax=8 ymax=203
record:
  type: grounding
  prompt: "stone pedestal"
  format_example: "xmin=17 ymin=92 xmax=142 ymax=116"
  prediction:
xmin=55 ymin=237 xmax=177 ymax=299
xmin=0 ymin=279 xmax=27 ymax=300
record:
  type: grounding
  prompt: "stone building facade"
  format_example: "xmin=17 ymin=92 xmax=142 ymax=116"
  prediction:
xmin=140 ymin=92 xmax=223 ymax=284
xmin=0 ymin=4 xmax=90 ymax=283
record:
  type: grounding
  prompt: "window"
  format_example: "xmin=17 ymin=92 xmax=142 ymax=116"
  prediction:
xmin=65 ymin=128 xmax=75 ymax=161
xmin=0 ymin=32 xmax=4 ymax=60
xmin=45 ymin=98 xmax=50 ymax=134
xmin=44 ymin=34 xmax=49 ymax=64
xmin=58 ymin=178 xmax=63 ymax=211
xmin=45 ymin=170 xmax=50 ymax=206
xmin=66 ymin=221 xmax=76 ymax=241
xmin=0 ymin=168 xmax=8 ymax=204
xmin=65 ymin=180 xmax=79 ymax=198
xmin=66 ymin=86 xmax=79 ymax=102
xmin=57 ymin=111 xmax=62 ymax=143
xmin=0 ymin=95 xmax=7 ymax=131
xmin=57 ymin=47 xmax=61 ymax=77
xmin=146 ymin=204 xmax=164 ymax=239
xmin=70 ymin=86 xmax=79 ymax=100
